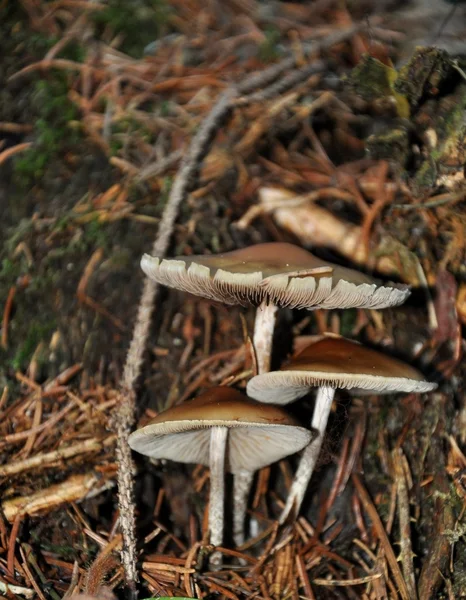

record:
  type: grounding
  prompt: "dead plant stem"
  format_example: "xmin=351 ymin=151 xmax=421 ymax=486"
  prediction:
xmin=115 ymin=88 xmax=237 ymax=596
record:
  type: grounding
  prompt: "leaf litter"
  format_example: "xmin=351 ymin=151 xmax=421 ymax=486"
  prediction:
xmin=1 ymin=0 xmax=465 ymax=598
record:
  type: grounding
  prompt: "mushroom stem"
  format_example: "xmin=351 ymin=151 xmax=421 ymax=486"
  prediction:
xmin=245 ymin=300 xmax=278 ymax=542
xmin=253 ymin=300 xmax=278 ymax=374
xmin=233 ymin=469 xmax=254 ymax=547
xmin=280 ymin=386 xmax=335 ymax=523
xmin=209 ymin=426 xmax=228 ymax=567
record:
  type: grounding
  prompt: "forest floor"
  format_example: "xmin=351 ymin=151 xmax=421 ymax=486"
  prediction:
xmin=1 ymin=1 xmax=466 ymax=599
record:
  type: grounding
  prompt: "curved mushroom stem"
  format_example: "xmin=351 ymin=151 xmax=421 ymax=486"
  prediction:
xmin=280 ymin=386 xmax=335 ymax=524
xmin=233 ymin=469 xmax=254 ymax=547
xmin=233 ymin=300 xmax=276 ymax=546
xmin=238 ymin=300 xmax=277 ymax=545
xmin=253 ymin=300 xmax=278 ymax=375
xmin=209 ymin=426 xmax=228 ymax=568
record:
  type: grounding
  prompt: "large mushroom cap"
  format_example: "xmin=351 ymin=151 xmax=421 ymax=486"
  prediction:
xmin=129 ymin=387 xmax=311 ymax=473
xmin=141 ymin=242 xmax=409 ymax=310
xmin=247 ymin=336 xmax=437 ymax=404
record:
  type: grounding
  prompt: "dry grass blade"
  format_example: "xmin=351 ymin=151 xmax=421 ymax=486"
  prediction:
xmin=314 ymin=573 xmax=383 ymax=586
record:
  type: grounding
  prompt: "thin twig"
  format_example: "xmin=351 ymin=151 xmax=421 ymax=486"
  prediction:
xmin=114 ymin=88 xmax=237 ymax=596
xmin=313 ymin=573 xmax=382 ymax=586
xmin=137 ymin=149 xmax=184 ymax=183
xmin=238 ymin=23 xmax=363 ymax=96
xmin=0 ymin=143 xmax=32 ymax=165
xmin=393 ymin=190 xmax=466 ymax=210
xmin=0 ymin=581 xmax=34 ymax=598
xmin=237 ymin=62 xmax=325 ymax=105
xmin=2 ymin=472 xmax=115 ymax=522
xmin=0 ymin=437 xmax=112 ymax=477
xmin=1 ymin=286 xmax=16 ymax=349
xmin=393 ymin=448 xmax=418 ymax=600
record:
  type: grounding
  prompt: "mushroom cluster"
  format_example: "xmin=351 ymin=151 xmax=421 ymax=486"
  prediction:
xmin=129 ymin=386 xmax=311 ymax=564
xmin=247 ymin=335 xmax=436 ymax=521
xmin=130 ymin=241 xmax=436 ymax=564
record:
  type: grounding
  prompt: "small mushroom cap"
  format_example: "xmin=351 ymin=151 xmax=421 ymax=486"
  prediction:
xmin=128 ymin=387 xmax=312 ymax=473
xmin=141 ymin=242 xmax=409 ymax=310
xmin=247 ymin=337 xmax=437 ymax=404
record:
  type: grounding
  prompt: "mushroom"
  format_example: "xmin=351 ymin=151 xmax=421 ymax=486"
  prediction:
xmin=141 ymin=242 xmax=410 ymax=374
xmin=246 ymin=336 xmax=437 ymax=522
xmin=128 ymin=386 xmax=311 ymax=563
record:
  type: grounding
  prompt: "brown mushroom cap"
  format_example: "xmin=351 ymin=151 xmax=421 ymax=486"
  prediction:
xmin=128 ymin=387 xmax=312 ymax=473
xmin=246 ymin=337 xmax=437 ymax=404
xmin=141 ymin=242 xmax=409 ymax=310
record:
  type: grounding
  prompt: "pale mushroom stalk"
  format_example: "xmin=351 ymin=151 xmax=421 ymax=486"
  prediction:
xmin=236 ymin=298 xmax=279 ymax=544
xmin=129 ymin=387 xmax=311 ymax=567
xmin=209 ymin=426 xmax=228 ymax=566
xmin=238 ymin=270 xmax=332 ymax=540
xmin=247 ymin=336 xmax=437 ymax=523
xmin=233 ymin=470 xmax=255 ymax=547
xmin=280 ymin=386 xmax=335 ymax=523
xmin=253 ymin=300 xmax=279 ymax=375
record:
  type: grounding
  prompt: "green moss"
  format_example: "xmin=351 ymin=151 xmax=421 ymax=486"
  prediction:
xmin=347 ymin=55 xmax=410 ymax=117
xmin=90 ymin=0 xmax=172 ymax=58
xmin=258 ymin=26 xmax=282 ymax=62
xmin=366 ymin=127 xmax=410 ymax=166
xmin=348 ymin=55 xmax=394 ymax=102
xmin=444 ymin=522 xmax=466 ymax=544
xmin=412 ymin=83 xmax=466 ymax=192
xmin=53 ymin=216 xmax=71 ymax=233
xmin=34 ymin=220 xmax=111 ymax=275
xmin=0 ymin=258 xmax=22 ymax=283
xmin=82 ymin=218 xmax=111 ymax=249
xmin=339 ymin=308 xmax=357 ymax=337
xmin=412 ymin=159 xmax=437 ymax=191
xmin=110 ymin=139 xmax=124 ymax=157
xmin=4 ymin=219 xmax=35 ymax=254
xmin=27 ymin=271 xmax=61 ymax=294
xmin=395 ymin=47 xmax=453 ymax=109
xmin=102 ymin=248 xmax=132 ymax=270
xmin=13 ymin=78 xmax=82 ymax=185
xmin=112 ymin=114 xmax=154 ymax=144
xmin=452 ymin=539 xmax=466 ymax=595
xmin=27 ymin=33 xmax=85 ymax=62
xmin=11 ymin=320 xmax=56 ymax=371
xmin=160 ymin=100 xmax=171 ymax=117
